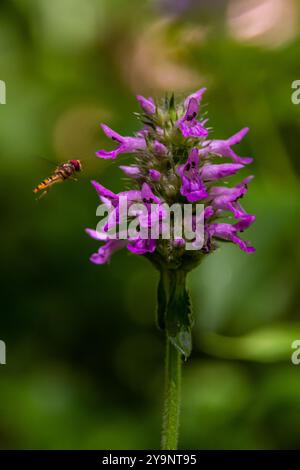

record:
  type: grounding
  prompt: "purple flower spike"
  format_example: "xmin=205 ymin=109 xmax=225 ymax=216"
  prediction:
xmin=201 ymin=163 xmax=244 ymax=181
xmin=149 ymin=169 xmax=161 ymax=181
xmin=201 ymin=127 xmax=253 ymax=164
xmin=87 ymin=88 xmax=255 ymax=360
xmin=119 ymin=165 xmax=141 ymax=178
xmin=177 ymin=148 xmax=208 ymax=202
xmin=136 ymin=95 xmax=156 ymax=114
xmin=96 ymin=124 xmax=146 ymax=159
xmin=177 ymin=98 xmax=208 ymax=138
xmin=88 ymin=88 xmax=255 ymax=268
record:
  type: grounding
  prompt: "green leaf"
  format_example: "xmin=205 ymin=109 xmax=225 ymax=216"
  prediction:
xmin=166 ymin=271 xmax=193 ymax=359
xmin=168 ymin=92 xmax=175 ymax=110
xmin=164 ymin=93 xmax=169 ymax=109
xmin=156 ymin=270 xmax=194 ymax=359
xmin=170 ymin=329 xmax=192 ymax=360
xmin=168 ymin=92 xmax=177 ymax=122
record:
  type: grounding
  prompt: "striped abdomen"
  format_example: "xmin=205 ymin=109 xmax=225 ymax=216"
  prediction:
xmin=33 ymin=174 xmax=63 ymax=193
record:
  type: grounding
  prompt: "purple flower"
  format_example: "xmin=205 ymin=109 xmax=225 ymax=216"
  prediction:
xmin=177 ymin=148 xmax=208 ymax=202
xmin=208 ymin=176 xmax=254 ymax=218
xmin=173 ymin=238 xmax=186 ymax=247
xmin=127 ymin=238 xmax=156 ymax=255
xmin=91 ymin=180 xmax=118 ymax=203
xmin=96 ymin=124 xmax=146 ymax=159
xmin=184 ymin=87 xmax=207 ymax=107
xmin=153 ymin=141 xmax=168 ymax=156
xmin=141 ymin=182 xmax=161 ymax=204
xmin=139 ymin=183 xmax=165 ymax=228
xmin=177 ymin=94 xmax=208 ymax=139
xmin=149 ymin=169 xmax=161 ymax=181
xmin=119 ymin=165 xmax=141 ymax=178
xmin=201 ymin=163 xmax=244 ymax=181
xmin=207 ymin=216 xmax=256 ymax=253
xmin=204 ymin=206 xmax=214 ymax=219
xmin=90 ymin=240 xmax=128 ymax=264
xmin=90 ymin=180 xmax=143 ymax=232
xmin=85 ymin=228 xmax=110 ymax=241
xmin=136 ymin=95 xmax=156 ymax=114
xmin=200 ymin=128 xmax=253 ymax=164
xmin=92 ymin=179 xmax=141 ymax=205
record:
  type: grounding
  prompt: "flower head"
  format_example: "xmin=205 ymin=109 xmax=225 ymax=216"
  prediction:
xmin=176 ymin=89 xmax=208 ymax=138
xmin=88 ymin=89 xmax=255 ymax=265
xmin=88 ymin=89 xmax=255 ymax=358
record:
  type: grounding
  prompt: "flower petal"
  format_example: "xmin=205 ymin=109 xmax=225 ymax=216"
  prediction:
xmin=90 ymin=240 xmax=127 ymax=264
xmin=119 ymin=165 xmax=141 ymax=178
xmin=136 ymin=95 xmax=156 ymax=114
xmin=85 ymin=228 xmax=109 ymax=241
xmin=227 ymin=127 xmax=249 ymax=145
xmin=149 ymin=169 xmax=161 ymax=181
xmin=177 ymin=148 xmax=208 ymax=202
xmin=153 ymin=141 xmax=168 ymax=156
xmin=201 ymin=163 xmax=244 ymax=181
xmin=184 ymin=87 xmax=206 ymax=107
xmin=100 ymin=123 xmax=123 ymax=142
xmin=91 ymin=180 xmax=118 ymax=200
xmin=127 ymin=238 xmax=156 ymax=255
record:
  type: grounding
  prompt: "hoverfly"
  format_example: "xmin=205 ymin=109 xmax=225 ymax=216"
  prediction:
xmin=33 ymin=159 xmax=82 ymax=198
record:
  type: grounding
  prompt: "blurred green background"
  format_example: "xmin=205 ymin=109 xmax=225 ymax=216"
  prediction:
xmin=1 ymin=0 xmax=300 ymax=450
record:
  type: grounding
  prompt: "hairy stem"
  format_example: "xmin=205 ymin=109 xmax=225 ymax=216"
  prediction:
xmin=161 ymin=336 xmax=182 ymax=450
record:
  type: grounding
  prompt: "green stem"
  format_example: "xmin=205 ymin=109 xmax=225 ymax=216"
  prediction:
xmin=161 ymin=336 xmax=182 ymax=450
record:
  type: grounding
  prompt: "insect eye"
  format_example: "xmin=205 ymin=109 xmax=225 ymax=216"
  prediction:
xmin=70 ymin=160 xmax=81 ymax=171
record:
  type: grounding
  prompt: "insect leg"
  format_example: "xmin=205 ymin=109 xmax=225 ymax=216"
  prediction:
xmin=36 ymin=188 xmax=50 ymax=201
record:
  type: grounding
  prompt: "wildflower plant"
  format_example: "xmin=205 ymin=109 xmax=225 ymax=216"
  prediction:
xmin=87 ymin=88 xmax=255 ymax=449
